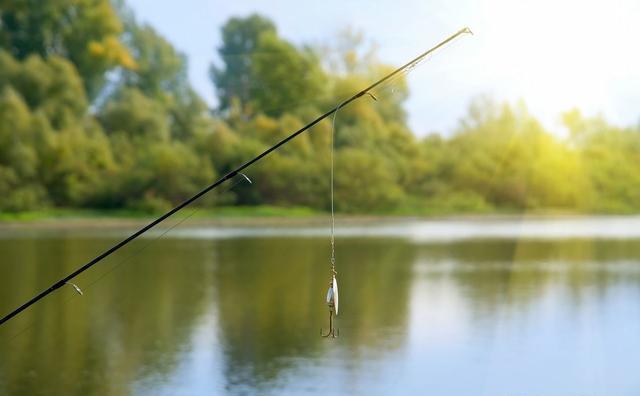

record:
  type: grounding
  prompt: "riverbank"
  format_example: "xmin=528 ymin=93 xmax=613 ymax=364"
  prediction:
xmin=0 ymin=206 xmax=324 ymax=229
xmin=0 ymin=206 xmax=319 ymax=221
xmin=0 ymin=205 xmax=627 ymax=230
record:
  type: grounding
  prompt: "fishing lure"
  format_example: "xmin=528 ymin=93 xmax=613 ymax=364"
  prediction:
xmin=321 ymin=95 xmax=343 ymax=338
xmin=322 ymin=274 xmax=339 ymax=338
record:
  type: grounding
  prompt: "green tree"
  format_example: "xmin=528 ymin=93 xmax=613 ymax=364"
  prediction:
xmin=121 ymin=24 xmax=187 ymax=100
xmin=0 ymin=0 xmax=136 ymax=98
xmin=130 ymin=141 xmax=215 ymax=210
xmin=112 ymin=13 xmax=213 ymax=141
xmin=444 ymin=99 xmax=587 ymax=210
xmin=0 ymin=51 xmax=87 ymax=129
xmin=0 ymin=87 xmax=48 ymax=210
xmin=335 ymin=148 xmax=404 ymax=212
xmin=99 ymin=87 xmax=170 ymax=142
xmin=45 ymin=120 xmax=116 ymax=206
xmin=249 ymin=31 xmax=327 ymax=116
xmin=565 ymin=110 xmax=640 ymax=212
xmin=210 ymin=14 xmax=276 ymax=111
xmin=211 ymin=14 xmax=326 ymax=117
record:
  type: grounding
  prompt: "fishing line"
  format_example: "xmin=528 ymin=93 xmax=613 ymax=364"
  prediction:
xmin=329 ymin=100 xmax=344 ymax=270
xmin=1 ymin=173 xmax=252 ymax=342
xmin=327 ymin=92 xmax=376 ymax=265
xmin=0 ymin=27 xmax=472 ymax=327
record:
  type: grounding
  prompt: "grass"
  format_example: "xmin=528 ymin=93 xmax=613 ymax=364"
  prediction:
xmin=0 ymin=203 xmax=624 ymax=224
xmin=0 ymin=205 xmax=323 ymax=222
xmin=191 ymin=205 xmax=321 ymax=218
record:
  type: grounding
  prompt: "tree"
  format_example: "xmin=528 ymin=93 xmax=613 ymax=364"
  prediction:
xmin=119 ymin=21 xmax=188 ymax=103
xmin=334 ymin=148 xmax=404 ymax=212
xmin=99 ymin=87 xmax=170 ymax=142
xmin=211 ymin=14 xmax=326 ymax=117
xmin=109 ymin=13 xmax=211 ymax=141
xmin=0 ymin=87 xmax=49 ymax=210
xmin=565 ymin=110 xmax=640 ymax=212
xmin=0 ymin=51 xmax=88 ymax=129
xmin=0 ymin=0 xmax=136 ymax=98
xmin=444 ymin=99 xmax=587 ymax=209
xmin=210 ymin=14 xmax=276 ymax=111
xmin=45 ymin=120 xmax=116 ymax=206
xmin=130 ymin=141 xmax=215 ymax=209
xmin=248 ymin=31 xmax=326 ymax=117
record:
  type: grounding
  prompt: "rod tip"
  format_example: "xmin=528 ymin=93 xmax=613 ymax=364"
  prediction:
xmin=462 ymin=27 xmax=473 ymax=35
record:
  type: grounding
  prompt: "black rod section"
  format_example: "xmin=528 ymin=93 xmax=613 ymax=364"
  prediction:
xmin=0 ymin=27 xmax=471 ymax=326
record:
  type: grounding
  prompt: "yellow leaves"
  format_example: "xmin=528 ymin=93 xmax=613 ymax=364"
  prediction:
xmin=253 ymin=114 xmax=279 ymax=134
xmin=87 ymin=36 xmax=137 ymax=70
xmin=114 ymin=46 xmax=137 ymax=71
xmin=87 ymin=41 xmax=105 ymax=57
xmin=249 ymin=113 xmax=279 ymax=143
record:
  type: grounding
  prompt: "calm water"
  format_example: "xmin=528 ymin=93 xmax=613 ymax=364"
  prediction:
xmin=2 ymin=217 xmax=640 ymax=395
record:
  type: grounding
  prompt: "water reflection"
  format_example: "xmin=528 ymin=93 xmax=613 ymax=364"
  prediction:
xmin=211 ymin=237 xmax=414 ymax=394
xmin=0 ymin=237 xmax=214 ymax=396
xmin=1 ymin=221 xmax=640 ymax=395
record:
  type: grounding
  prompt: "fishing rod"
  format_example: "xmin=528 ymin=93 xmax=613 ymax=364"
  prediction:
xmin=0 ymin=27 xmax=472 ymax=327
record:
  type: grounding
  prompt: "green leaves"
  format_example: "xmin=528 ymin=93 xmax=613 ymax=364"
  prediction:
xmin=99 ymin=88 xmax=170 ymax=142
xmin=335 ymin=148 xmax=404 ymax=212
xmin=211 ymin=14 xmax=277 ymax=111
xmin=211 ymin=15 xmax=327 ymax=117
xmin=0 ymin=51 xmax=87 ymax=128
xmin=0 ymin=0 xmax=135 ymax=99
xmin=248 ymin=31 xmax=327 ymax=117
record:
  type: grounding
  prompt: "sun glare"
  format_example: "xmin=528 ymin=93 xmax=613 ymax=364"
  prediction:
xmin=475 ymin=0 xmax=640 ymax=126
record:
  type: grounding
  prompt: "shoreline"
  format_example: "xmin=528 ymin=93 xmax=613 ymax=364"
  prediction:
xmin=1 ymin=207 xmax=638 ymax=230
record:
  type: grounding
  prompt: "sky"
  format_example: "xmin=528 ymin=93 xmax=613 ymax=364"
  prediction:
xmin=127 ymin=0 xmax=640 ymax=136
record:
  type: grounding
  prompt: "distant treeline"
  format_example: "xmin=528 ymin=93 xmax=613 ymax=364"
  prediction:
xmin=0 ymin=1 xmax=639 ymax=214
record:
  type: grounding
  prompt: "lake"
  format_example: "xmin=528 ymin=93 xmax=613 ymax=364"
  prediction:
xmin=2 ymin=216 xmax=640 ymax=395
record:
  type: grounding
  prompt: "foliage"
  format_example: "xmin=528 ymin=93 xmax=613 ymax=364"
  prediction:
xmin=0 ymin=6 xmax=639 ymax=215
xmin=0 ymin=0 xmax=136 ymax=98
xmin=211 ymin=14 xmax=327 ymax=117
xmin=210 ymin=14 xmax=276 ymax=111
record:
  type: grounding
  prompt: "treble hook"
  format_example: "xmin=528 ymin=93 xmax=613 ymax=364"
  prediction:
xmin=321 ymin=310 xmax=338 ymax=338
xmin=321 ymin=277 xmax=339 ymax=338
